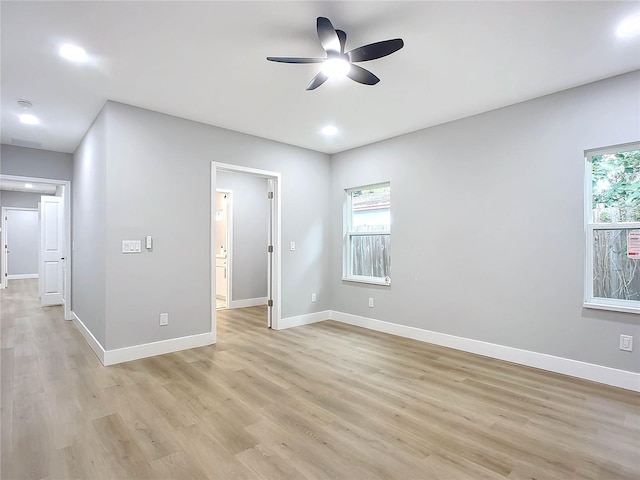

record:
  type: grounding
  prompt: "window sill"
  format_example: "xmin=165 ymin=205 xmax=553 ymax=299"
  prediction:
xmin=342 ymin=276 xmax=391 ymax=286
xmin=584 ymin=302 xmax=640 ymax=315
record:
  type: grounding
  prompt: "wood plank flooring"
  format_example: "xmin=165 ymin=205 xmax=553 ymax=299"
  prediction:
xmin=1 ymin=278 xmax=639 ymax=479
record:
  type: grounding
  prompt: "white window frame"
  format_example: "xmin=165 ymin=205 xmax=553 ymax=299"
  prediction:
xmin=343 ymin=182 xmax=391 ymax=286
xmin=584 ymin=142 xmax=640 ymax=314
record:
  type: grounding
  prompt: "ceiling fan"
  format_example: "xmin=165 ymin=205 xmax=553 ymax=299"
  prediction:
xmin=267 ymin=17 xmax=404 ymax=90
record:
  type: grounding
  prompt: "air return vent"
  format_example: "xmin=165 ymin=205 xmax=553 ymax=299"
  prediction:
xmin=10 ymin=138 xmax=42 ymax=149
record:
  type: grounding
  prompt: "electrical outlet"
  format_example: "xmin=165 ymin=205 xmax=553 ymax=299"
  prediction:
xmin=159 ymin=313 xmax=169 ymax=326
xmin=368 ymin=298 xmax=374 ymax=308
xmin=620 ymin=334 xmax=633 ymax=352
xmin=311 ymin=293 xmax=317 ymax=303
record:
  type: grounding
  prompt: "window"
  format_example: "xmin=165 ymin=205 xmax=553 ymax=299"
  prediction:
xmin=585 ymin=143 xmax=640 ymax=314
xmin=343 ymin=183 xmax=391 ymax=285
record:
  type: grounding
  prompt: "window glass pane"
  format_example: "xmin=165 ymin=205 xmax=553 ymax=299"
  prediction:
xmin=591 ymin=149 xmax=640 ymax=223
xmin=593 ymin=229 xmax=640 ymax=301
xmin=350 ymin=234 xmax=390 ymax=278
xmin=351 ymin=186 xmax=390 ymax=232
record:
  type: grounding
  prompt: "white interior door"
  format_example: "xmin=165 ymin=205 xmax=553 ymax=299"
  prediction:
xmin=39 ymin=195 xmax=64 ymax=306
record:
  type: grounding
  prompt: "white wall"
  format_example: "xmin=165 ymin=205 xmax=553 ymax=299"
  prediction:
xmin=330 ymin=71 xmax=640 ymax=373
xmin=217 ymin=171 xmax=269 ymax=302
xmin=74 ymin=101 xmax=331 ymax=351
xmin=1 ymin=145 xmax=73 ymax=181
xmin=72 ymin=108 xmax=108 ymax=347
xmin=5 ymin=209 xmax=38 ymax=276
xmin=0 ymin=191 xmax=50 ymax=209
xmin=214 ymin=192 xmax=228 ymax=254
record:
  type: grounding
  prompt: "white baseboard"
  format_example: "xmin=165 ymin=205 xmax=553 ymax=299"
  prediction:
xmin=7 ymin=273 xmax=38 ymax=279
xmin=71 ymin=311 xmax=106 ymax=364
xmin=72 ymin=311 xmax=215 ymax=366
xmin=229 ymin=296 xmax=268 ymax=309
xmin=278 ymin=310 xmax=330 ymax=330
xmin=329 ymin=311 xmax=640 ymax=392
xmin=104 ymin=331 xmax=215 ymax=366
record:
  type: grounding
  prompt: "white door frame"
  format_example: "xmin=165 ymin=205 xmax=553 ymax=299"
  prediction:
xmin=215 ymin=189 xmax=233 ymax=309
xmin=211 ymin=162 xmax=281 ymax=338
xmin=1 ymin=207 xmax=39 ymax=287
xmin=0 ymin=174 xmax=72 ymax=320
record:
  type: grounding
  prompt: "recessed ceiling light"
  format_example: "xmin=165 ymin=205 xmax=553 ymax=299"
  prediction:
xmin=59 ymin=43 xmax=88 ymax=62
xmin=19 ymin=113 xmax=40 ymax=125
xmin=25 ymin=183 xmax=33 ymax=189
xmin=320 ymin=58 xmax=351 ymax=78
xmin=617 ymin=13 xmax=640 ymax=38
xmin=321 ymin=125 xmax=338 ymax=136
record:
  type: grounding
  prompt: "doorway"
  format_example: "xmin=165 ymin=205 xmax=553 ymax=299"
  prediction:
xmin=0 ymin=174 xmax=72 ymax=320
xmin=211 ymin=162 xmax=281 ymax=339
xmin=215 ymin=189 xmax=232 ymax=310
xmin=1 ymin=207 xmax=39 ymax=284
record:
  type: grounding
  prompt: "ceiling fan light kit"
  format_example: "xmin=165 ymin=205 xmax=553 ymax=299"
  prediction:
xmin=267 ymin=17 xmax=404 ymax=90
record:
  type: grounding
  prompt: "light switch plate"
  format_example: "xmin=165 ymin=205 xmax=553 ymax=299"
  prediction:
xmin=122 ymin=240 xmax=141 ymax=253
xmin=290 ymin=241 xmax=296 ymax=251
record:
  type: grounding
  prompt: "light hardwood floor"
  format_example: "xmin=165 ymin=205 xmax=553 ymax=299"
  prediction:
xmin=1 ymin=279 xmax=639 ymax=479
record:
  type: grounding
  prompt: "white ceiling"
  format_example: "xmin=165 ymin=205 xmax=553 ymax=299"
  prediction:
xmin=1 ymin=1 xmax=639 ymax=155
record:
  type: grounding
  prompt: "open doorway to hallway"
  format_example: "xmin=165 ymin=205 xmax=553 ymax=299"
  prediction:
xmin=0 ymin=175 xmax=72 ymax=320
xmin=211 ymin=163 xmax=281 ymax=337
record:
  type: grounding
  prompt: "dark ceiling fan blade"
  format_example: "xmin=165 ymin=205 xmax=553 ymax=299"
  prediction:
xmin=316 ymin=17 xmax=341 ymax=54
xmin=347 ymin=64 xmax=380 ymax=85
xmin=267 ymin=57 xmax=325 ymax=64
xmin=306 ymin=72 xmax=329 ymax=90
xmin=347 ymin=38 xmax=404 ymax=62
xmin=336 ymin=29 xmax=347 ymax=54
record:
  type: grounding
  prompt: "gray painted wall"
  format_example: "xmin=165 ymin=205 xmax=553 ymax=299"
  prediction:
xmin=5 ymin=209 xmax=38 ymax=275
xmin=75 ymin=101 xmax=330 ymax=350
xmin=1 ymin=144 xmax=73 ymax=180
xmin=72 ymin=109 xmax=108 ymax=347
xmin=218 ymin=171 xmax=269 ymax=301
xmin=330 ymin=71 xmax=640 ymax=373
xmin=0 ymin=191 xmax=49 ymax=209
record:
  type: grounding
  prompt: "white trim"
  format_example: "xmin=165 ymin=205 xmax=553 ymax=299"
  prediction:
xmin=585 ymin=141 xmax=640 ymax=158
xmin=343 ymin=182 xmax=391 ymax=285
xmin=584 ymin=301 xmax=640 ymax=315
xmin=229 ymin=297 xmax=268 ymax=309
xmin=342 ymin=275 xmax=391 ymax=286
xmin=212 ymin=162 xmax=281 ymax=332
xmin=0 ymin=174 xmax=72 ymax=320
xmin=277 ymin=310 xmax=330 ymax=330
xmin=7 ymin=274 xmax=38 ymax=279
xmin=584 ymin=144 xmax=640 ymax=314
xmin=71 ymin=311 xmax=215 ymax=366
xmin=71 ymin=311 xmax=106 ymax=364
xmin=103 ymin=331 xmax=215 ymax=366
xmin=329 ymin=311 xmax=640 ymax=392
